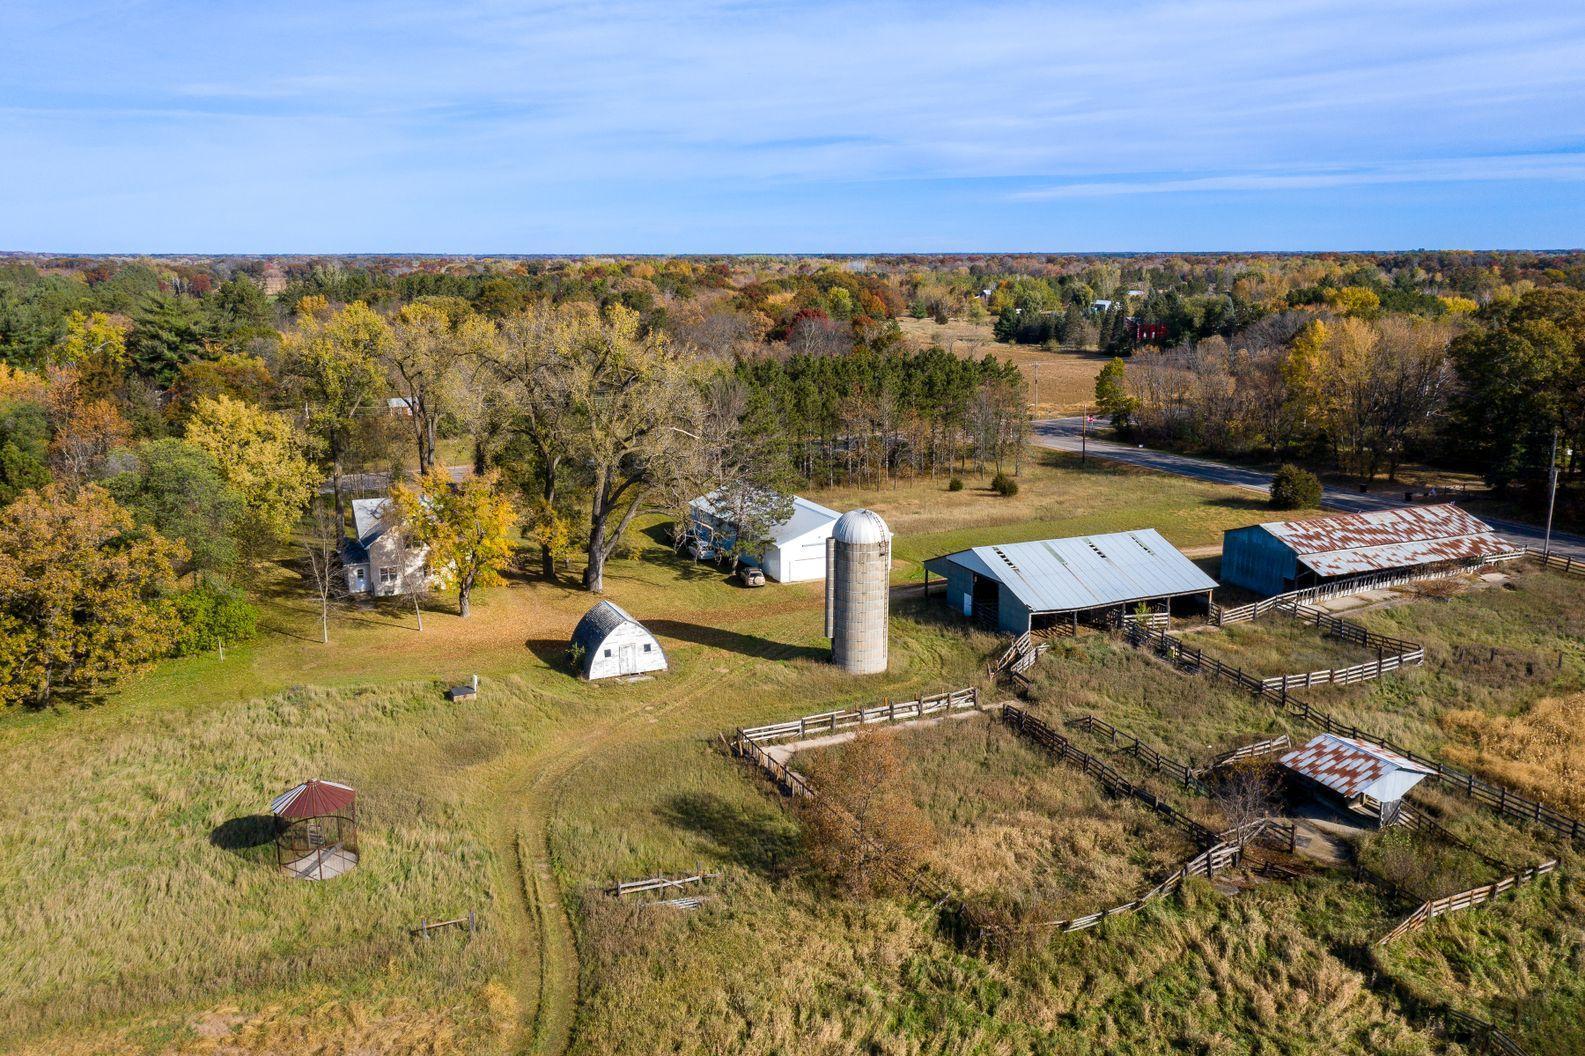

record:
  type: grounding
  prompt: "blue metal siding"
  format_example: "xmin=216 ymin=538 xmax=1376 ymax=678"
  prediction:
xmin=1220 ymin=525 xmax=1297 ymax=596
xmin=997 ymin=583 xmax=1031 ymax=634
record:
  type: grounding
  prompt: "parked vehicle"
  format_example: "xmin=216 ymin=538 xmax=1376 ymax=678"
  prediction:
xmin=735 ymin=566 xmax=766 ymax=587
xmin=687 ymin=537 xmax=716 ymax=561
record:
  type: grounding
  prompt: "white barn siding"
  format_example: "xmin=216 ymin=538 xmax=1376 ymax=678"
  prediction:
xmin=585 ymin=621 xmax=667 ymax=680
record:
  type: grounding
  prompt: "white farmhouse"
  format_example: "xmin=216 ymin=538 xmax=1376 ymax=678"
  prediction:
xmin=341 ymin=498 xmax=429 ymax=598
xmin=688 ymin=492 xmax=840 ymax=583
xmin=571 ymin=601 xmax=668 ymax=680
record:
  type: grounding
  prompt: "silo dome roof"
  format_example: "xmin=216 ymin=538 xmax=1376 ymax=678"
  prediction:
xmin=832 ymin=508 xmax=891 ymax=544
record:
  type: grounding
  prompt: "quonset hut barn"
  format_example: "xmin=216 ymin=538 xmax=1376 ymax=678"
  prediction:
xmin=1220 ymin=504 xmax=1512 ymax=597
xmin=923 ymin=529 xmax=1217 ymax=635
xmin=571 ymin=601 xmax=667 ymax=680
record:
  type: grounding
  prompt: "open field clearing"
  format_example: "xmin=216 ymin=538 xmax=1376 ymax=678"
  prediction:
xmin=896 ymin=316 xmax=1109 ymax=416
xmin=810 ymin=451 xmax=1315 ymax=579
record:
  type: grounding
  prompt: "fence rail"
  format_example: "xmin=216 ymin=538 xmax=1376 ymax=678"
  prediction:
xmin=1194 ymin=735 xmax=1292 ymax=776
xmin=1066 ymin=714 xmax=1207 ymax=793
xmin=1119 ymin=624 xmax=1585 ymax=845
xmin=1377 ymin=860 xmax=1558 ymax=946
xmin=1002 ymin=706 xmax=1219 ymax=846
xmin=605 ymin=871 xmax=721 ymax=897
xmin=411 ymin=911 xmax=476 ymax=939
xmin=1210 ymin=551 xmax=1524 ymax=625
xmin=1525 ymin=546 xmax=1585 ymax=577
xmin=735 ymin=687 xmax=980 ymax=746
xmin=1443 ymin=1009 xmax=1532 ymax=1056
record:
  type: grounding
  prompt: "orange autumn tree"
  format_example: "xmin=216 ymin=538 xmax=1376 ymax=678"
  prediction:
xmin=0 ymin=484 xmax=184 ymax=707
xmin=390 ymin=468 xmax=517 ymax=618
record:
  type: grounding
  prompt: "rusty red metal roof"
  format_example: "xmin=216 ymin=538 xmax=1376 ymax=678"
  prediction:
xmin=1279 ymin=734 xmax=1435 ymax=801
xmin=271 ymin=779 xmax=357 ymax=819
xmin=1259 ymin=504 xmax=1511 ymax=577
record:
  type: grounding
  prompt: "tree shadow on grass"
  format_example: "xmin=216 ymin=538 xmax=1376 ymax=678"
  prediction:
xmin=645 ymin=619 xmax=827 ymax=662
xmin=210 ymin=815 xmax=278 ymax=861
xmin=659 ymin=791 xmax=802 ymax=879
xmin=525 ymin=638 xmax=576 ymax=670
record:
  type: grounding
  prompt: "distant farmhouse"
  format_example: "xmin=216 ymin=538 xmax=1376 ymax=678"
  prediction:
xmin=687 ymin=492 xmax=840 ymax=582
xmin=341 ymin=498 xmax=428 ymax=598
xmin=1220 ymin=504 xmax=1513 ymax=597
xmin=923 ymin=529 xmax=1217 ymax=635
xmin=571 ymin=601 xmax=667 ymax=680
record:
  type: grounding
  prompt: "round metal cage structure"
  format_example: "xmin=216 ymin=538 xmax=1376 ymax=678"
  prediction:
xmin=271 ymin=780 xmax=360 ymax=881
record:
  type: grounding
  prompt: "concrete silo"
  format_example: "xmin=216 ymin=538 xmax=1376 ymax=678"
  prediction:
xmin=824 ymin=509 xmax=892 ymax=674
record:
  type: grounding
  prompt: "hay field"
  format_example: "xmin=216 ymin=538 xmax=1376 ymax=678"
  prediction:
xmin=896 ymin=316 xmax=1110 ymax=416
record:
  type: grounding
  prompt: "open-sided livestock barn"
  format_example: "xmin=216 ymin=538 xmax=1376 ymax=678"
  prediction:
xmin=923 ymin=529 xmax=1218 ymax=635
xmin=1220 ymin=504 xmax=1513 ymax=597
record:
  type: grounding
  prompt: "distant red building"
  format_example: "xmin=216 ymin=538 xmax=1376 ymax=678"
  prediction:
xmin=1128 ymin=319 xmax=1169 ymax=344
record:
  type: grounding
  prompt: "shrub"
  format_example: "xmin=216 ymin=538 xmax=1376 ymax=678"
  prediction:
xmin=1269 ymin=464 xmax=1321 ymax=509
xmin=947 ymin=476 xmax=964 ymax=492
xmin=170 ymin=579 xmax=257 ymax=656
xmin=990 ymin=472 xmax=1019 ymax=497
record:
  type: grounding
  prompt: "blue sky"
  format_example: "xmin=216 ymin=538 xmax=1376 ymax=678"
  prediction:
xmin=2 ymin=1 xmax=1584 ymax=252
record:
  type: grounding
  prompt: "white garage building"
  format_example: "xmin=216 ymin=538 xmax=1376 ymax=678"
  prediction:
xmin=571 ymin=601 xmax=668 ymax=681
xmin=688 ymin=492 xmax=841 ymax=583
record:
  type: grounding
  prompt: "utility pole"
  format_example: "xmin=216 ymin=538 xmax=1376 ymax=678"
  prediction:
xmin=1081 ymin=406 xmax=1089 ymax=464
xmin=1545 ymin=427 xmax=1571 ymax=554
xmin=1033 ymin=362 xmax=1040 ymax=413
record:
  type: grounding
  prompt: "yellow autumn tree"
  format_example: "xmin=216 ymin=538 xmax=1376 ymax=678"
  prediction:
xmin=185 ymin=395 xmax=318 ymax=545
xmin=0 ymin=483 xmax=185 ymax=707
xmin=390 ymin=468 xmax=517 ymax=617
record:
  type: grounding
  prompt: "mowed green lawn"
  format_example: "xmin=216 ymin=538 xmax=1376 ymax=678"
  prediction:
xmin=0 ymin=457 xmax=1328 ymax=1055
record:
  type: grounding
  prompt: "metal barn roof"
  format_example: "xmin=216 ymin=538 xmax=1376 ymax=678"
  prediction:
xmin=1257 ymin=504 xmax=1511 ymax=577
xmin=271 ymin=779 xmax=357 ymax=820
xmin=689 ymin=491 xmax=840 ymax=547
xmin=927 ymin=529 xmax=1217 ymax=614
xmin=1279 ymin=734 xmax=1435 ymax=802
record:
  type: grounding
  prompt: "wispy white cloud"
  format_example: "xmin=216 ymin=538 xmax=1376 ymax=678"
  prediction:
xmin=1012 ymin=153 xmax=1585 ymax=199
xmin=0 ymin=0 xmax=1582 ymax=248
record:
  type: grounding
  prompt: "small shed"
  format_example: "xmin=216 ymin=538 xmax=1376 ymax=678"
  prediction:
xmin=271 ymin=779 xmax=359 ymax=880
xmin=1220 ymin=504 xmax=1512 ymax=597
xmin=688 ymin=491 xmax=840 ymax=582
xmin=571 ymin=601 xmax=668 ymax=680
xmin=1279 ymin=734 xmax=1436 ymax=826
xmin=922 ymin=529 xmax=1217 ymax=634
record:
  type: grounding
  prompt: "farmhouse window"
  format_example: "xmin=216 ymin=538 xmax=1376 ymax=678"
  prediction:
xmin=643 ymin=644 xmax=652 ymax=652
xmin=604 ymin=648 xmax=612 ymax=657
xmin=379 ymin=566 xmax=398 ymax=588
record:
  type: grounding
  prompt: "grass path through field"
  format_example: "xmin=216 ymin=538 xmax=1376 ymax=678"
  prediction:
xmin=490 ymin=668 xmax=735 ymax=1056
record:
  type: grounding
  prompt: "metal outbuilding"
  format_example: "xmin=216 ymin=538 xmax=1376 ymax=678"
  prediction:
xmin=1220 ymin=504 xmax=1513 ymax=597
xmin=688 ymin=491 xmax=840 ymax=582
xmin=1279 ymin=733 xmax=1436 ymax=826
xmin=570 ymin=601 xmax=668 ymax=680
xmin=922 ymin=529 xmax=1218 ymax=635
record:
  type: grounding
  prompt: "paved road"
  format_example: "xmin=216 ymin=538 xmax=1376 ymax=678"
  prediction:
xmin=1033 ymin=417 xmax=1585 ymax=560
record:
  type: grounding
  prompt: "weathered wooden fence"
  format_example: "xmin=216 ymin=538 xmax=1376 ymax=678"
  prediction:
xmin=1192 ymin=734 xmax=1292 ymax=777
xmin=735 ymin=687 xmax=980 ymax=747
xmin=1376 ymin=860 xmax=1558 ymax=946
xmin=411 ymin=911 xmax=476 ymax=939
xmin=604 ymin=871 xmax=721 ymax=898
xmin=1442 ymin=1008 xmax=1532 ymax=1056
xmin=985 ymin=839 xmax=1247 ymax=937
xmin=1120 ymin=624 xmax=1585 ymax=845
xmin=1001 ymin=706 xmax=1220 ymax=846
xmin=1210 ymin=551 xmax=1525 ymax=625
xmin=1065 ymin=714 xmax=1208 ymax=793
xmin=1525 ymin=546 xmax=1585 ymax=577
